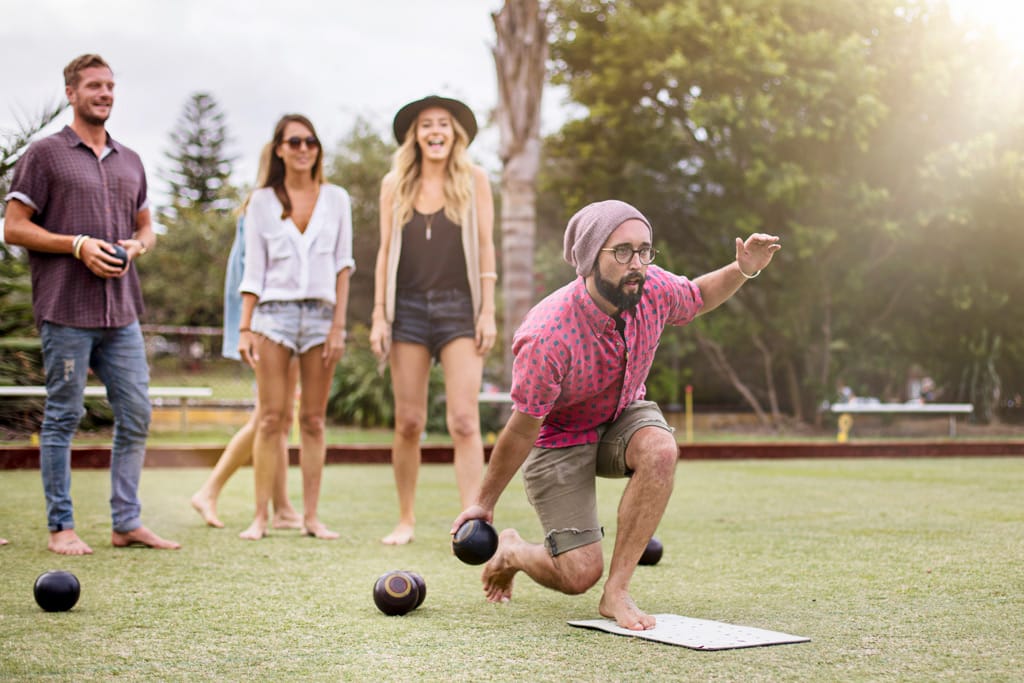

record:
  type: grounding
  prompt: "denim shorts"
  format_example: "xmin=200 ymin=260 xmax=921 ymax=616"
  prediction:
xmin=521 ymin=401 xmax=673 ymax=556
xmin=392 ymin=288 xmax=475 ymax=360
xmin=251 ymin=299 xmax=335 ymax=354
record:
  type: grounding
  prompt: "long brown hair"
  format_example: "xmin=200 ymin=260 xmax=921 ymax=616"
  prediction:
xmin=263 ymin=114 xmax=324 ymax=219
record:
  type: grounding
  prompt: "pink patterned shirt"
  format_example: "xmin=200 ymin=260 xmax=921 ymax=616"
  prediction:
xmin=511 ymin=265 xmax=703 ymax=448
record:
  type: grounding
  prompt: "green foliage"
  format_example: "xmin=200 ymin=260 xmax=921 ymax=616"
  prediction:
xmin=137 ymin=206 xmax=237 ymax=326
xmin=142 ymin=92 xmax=241 ymax=327
xmin=1 ymin=99 xmax=69 ymax=341
xmin=325 ymin=118 xmax=395 ymax=328
xmin=327 ymin=324 xmax=448 ymax=432
xmin=159 ymin=92 xmax=237 ymax=220
xmin=544 ymin=0 xmax=1024 ymax=420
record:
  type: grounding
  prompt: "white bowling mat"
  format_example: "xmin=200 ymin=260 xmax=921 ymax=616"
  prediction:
xmin=568 ymin=614 xmax=810 ymax=651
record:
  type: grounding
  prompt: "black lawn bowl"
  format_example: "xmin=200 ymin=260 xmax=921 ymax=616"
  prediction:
xmin=404 ymin=570 xmax=427 ymax=609
xmin=109 ymin=244 xmax=128 ymax=269
xmin=34 ymin=570 xmax=81 ymax=612
xmin=639 ymin=536 xmax=663 ymax=566
xmin=452 ymin=519 xmax=498 ymax=565
xmin=373 ymin=570 xmax=420 ymax=616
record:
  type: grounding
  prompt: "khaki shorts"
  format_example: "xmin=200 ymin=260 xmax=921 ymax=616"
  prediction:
xmin=521 ymin=400 xmax=673 ymax=556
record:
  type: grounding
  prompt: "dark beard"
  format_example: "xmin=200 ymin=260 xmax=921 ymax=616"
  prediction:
xmin=595 ymin=264 xmax=645 ymax=312
xmin=80 ymin=113 xmax=107 ymax=126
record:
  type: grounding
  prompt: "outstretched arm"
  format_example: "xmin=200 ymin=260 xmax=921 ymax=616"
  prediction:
xmin=695 ymin=233 xmax=781 ymax=315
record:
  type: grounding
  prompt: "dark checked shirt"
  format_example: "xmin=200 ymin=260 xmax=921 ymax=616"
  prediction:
xmin=510 ymin=265 xmax=703 ymax=448
xmin=6 ymin=126 xmax=148 ymax=329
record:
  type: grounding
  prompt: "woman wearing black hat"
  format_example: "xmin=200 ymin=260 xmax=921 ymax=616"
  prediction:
xmin=370 ymin=95 xmax=497 ymax=545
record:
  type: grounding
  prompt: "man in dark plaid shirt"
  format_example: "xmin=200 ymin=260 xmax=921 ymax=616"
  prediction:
xmin=4 ymin=54 xmax=180 ymax=555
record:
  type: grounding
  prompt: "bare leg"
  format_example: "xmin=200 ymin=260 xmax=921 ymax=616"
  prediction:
xmin=111 ymin=526 xmax=181 ymax=549
xmin=597 ymin=427 xmax=677 ymax=630
xmin=439 ymin=338 xmax=484 ymax=509
xmin=272 ymin=357 xmax=302 ymax=529
xmin=482 ymin=529 xmax=604 ymax=602
xmin=295 ymin=346 xmax=338 ymax=540
xmin=194 ymin=358 xmax=301 ymax=529
xmin=192 ymin=412 xmax=256 ymax=527
xmin=381 ymin=342 xmax=431 ymax=545
xmin=240 ymin=337 xmax=292 ymax=541
xmin=48 ymin=529 xmax=92 ymax=555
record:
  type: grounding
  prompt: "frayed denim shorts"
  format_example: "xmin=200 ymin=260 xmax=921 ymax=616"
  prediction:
xmin=392 ymin=288 xmax=475 ymax=361
xmin=252 ymin=299 xmax=334 ymax=354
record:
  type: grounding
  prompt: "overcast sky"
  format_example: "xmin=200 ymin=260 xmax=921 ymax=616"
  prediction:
xmin=1 ymin=0 xmax=569 ymax=212
xmin=3 ymin=0 xmax=1016 ymax=216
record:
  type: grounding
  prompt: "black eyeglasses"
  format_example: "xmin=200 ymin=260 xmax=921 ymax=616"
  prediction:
xmin=600 ymin=245 xmax=657 ymax=265
xmin=284 ymin=136 xmax=319 ymax=150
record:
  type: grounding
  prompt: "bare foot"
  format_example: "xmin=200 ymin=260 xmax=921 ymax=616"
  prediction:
xmin=49 ymin=530 xmax=93 ymax=555
xmin=111 ymin=526 xmax=181 ymax=550
xmin=381 ymin=523 xmax=415 ymax=545
xmin=239 ymin=519 xmax=267 ymax=541
xmin=190 ymin=492 xmax=224 ymax=528
xmin=302 ymin=521 xmax=339 ymax=540
xmin=272 ymin=509 xmax=303 ymax=530
xmin=599 ymin=587 xmax=656 ymax=631
xmin=481 ymin=528 xmax=523 ymax=603
xmin=0 ymin=538 xmax=8 ymax=546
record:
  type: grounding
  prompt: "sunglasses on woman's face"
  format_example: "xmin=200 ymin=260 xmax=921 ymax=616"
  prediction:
xmin=284 ymin=136 xmax=319 ymax=150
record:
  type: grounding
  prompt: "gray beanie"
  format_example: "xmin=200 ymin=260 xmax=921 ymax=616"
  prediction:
xmin=563 ymin=200 xmax=653 ymax=277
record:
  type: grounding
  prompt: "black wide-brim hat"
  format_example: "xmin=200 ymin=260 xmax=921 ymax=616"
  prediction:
xmin=392 ymin=95 xmax=478 ymax=145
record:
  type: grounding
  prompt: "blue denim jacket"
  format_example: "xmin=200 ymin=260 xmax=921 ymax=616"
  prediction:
xmin=221 ymin=216 xmax=245 ymax=360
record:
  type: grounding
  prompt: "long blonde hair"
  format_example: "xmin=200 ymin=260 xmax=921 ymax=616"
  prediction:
xmin=391 ymin=113 xmax=474 ymax=227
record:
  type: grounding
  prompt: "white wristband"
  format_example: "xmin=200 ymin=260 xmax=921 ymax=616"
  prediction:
xmin=739 ymin=264 xmax=760 ymax=279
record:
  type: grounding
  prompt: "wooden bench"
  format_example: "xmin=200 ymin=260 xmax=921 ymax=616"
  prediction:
xmin=0 ymin=385 xmax=213 ymax=431
xmin=830 ymin=402 xmax=974 ymax=440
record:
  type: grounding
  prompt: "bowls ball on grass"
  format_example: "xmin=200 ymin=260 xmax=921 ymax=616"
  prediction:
xmin=373 ymin=571 xmax=420 ymax=616
xmin=34 ymin=570 xmax=81 ymax=612
xmin=404 ymin=570 xmax=427 ymax=609
xmin=638 ymin=536 xmax=663 ymax=566
xmin=452 ymin=519 xmax=498 ymax=565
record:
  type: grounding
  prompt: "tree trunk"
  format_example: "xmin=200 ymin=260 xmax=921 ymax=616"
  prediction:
xmin=695 ymin=331 xmax=771 ymax=426
xmin=492 ymin=0 xmax=547 ymax=386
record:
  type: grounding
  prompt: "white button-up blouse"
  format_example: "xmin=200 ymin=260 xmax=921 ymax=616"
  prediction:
xmin=240 ymin=184 xmax=355 ymax=304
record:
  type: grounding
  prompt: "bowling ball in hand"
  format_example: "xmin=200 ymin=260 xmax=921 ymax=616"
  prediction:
xmin=452 ymin=519 xmax=498 ymax=565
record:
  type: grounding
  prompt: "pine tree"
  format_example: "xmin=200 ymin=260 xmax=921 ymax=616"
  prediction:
xmin=161 ymin=92 xmax=236 ymax=220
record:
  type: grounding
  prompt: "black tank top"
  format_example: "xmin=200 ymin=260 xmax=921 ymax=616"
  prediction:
xmin=396 ymin=209 xmax=469 ymax=292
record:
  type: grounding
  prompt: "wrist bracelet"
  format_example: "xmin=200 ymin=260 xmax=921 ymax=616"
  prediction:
xmin=739 ymin=264 xmax=760 ymax=279
xmin=73 ymin=234 xmax=90 ymax=260
xmin=480 ymin=271 xmax=498 ymax=281
xmin=239 ymin=327 xmax=251 ymax=333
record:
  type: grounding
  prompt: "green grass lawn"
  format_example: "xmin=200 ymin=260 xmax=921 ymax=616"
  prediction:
xmin=1 ymin=457 xmax=1022 ymax=681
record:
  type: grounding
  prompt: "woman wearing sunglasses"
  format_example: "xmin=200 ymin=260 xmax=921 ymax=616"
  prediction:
xmin=370 ymin=96 xmax=497 ymax=545
xmin=237 ymin=114 xmax=354 ymax=541
xmin=190 ymin=144 xmax=302 ymax=531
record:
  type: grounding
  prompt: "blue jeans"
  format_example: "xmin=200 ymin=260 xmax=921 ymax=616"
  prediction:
xmin=39 ymin=321 xmax=151 ymax=533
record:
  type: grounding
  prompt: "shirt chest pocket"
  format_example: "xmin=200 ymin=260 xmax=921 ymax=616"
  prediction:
xmin=265 ymin=233 xmax=298 ymax=289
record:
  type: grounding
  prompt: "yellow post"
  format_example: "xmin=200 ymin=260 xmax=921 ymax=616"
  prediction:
xmin=837 ymin=413 xmax=853 ymax=443
xmin=685 ymin=384 xmax=694 ymax=444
